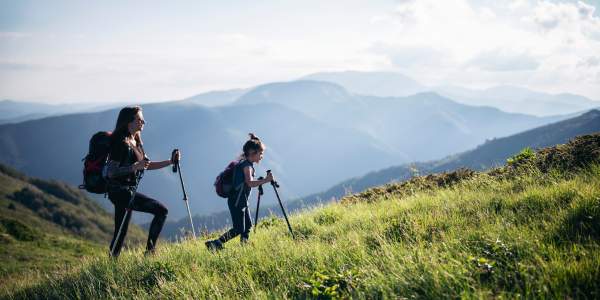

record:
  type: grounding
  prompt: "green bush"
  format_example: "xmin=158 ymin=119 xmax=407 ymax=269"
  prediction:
xmin=301 ymin=268 xmax=361 ymax=299
xmin=0 ymin=218 xmax=40 ymax=241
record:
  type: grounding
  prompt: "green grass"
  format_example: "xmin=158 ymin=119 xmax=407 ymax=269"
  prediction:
xmin=0 ymin=231 xmax=103 ymax=279
xmin=0 ymin=163 xmax=146 ymax=283
xmin=3 ymin=164 xmax=600 ymax=299
xmin=2 ymin=134 xmax=600 ymax=299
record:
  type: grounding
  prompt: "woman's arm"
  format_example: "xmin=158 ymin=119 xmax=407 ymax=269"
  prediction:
xmin=146 ymin=150 xmax=179 ymax=170
xmin=106 ymin=160 xmax=149 ymax=178
xmin=147 ymin=160 xmax=172 ymax=170
xmin=244 ymin=166 xmax=272 ymax=188
xmin=106 ymin=160 xmax=138 ymax=178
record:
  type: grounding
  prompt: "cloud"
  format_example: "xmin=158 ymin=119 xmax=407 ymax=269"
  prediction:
xmin=369 ymin=43 xmax=447 ymax=68
xmin=577 ymin=56 xmax=600 ymax=68
xmin=0 ymin=61 xmax=76 ymax=71
xmin=0 ymin=31 xmax=31 ymax=39
xmin=467 ymin=49 xmax=540 ymax=72
xmin=364 ymin=0 xmax=600 ymax=97
xmin=529 ymin=1 xmax=600 ymax=40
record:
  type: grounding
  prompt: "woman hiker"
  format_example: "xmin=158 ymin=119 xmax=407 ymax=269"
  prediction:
xmin=106 ymin=105 xmax=180 ymax=257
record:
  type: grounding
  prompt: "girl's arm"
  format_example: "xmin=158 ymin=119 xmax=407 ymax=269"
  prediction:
xmin=244 ymin=166 xmax=271 ymax=188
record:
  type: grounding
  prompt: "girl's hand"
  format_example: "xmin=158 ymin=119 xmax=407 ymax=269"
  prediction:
xmin=265 ymin=172 xmax=274 ymax=183
xmin=132 ymin=160 xmax=150 ymax=172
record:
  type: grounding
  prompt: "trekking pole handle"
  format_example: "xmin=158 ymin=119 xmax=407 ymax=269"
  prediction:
xmin=171 ymin=148 xmax=179 ymax=173
xmin=257 ymin=176 xmax=265 ymax=195
xmin=266 ymin=170 xmax=280 ymax=188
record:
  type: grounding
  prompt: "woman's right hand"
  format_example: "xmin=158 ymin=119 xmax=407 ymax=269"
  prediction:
xmin=132 ymin=160 xmax=150 ymax=172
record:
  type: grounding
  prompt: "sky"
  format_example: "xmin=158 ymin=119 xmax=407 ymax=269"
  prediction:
xmin=1 ymin=0 xmax=599 ymax=104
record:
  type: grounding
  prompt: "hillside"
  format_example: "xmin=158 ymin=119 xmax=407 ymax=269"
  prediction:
xmin=159 ymin=109 xmax=600 ymax=238
xmin=307 ymin=109 xmax=600 ymax=205
xmin=0 ymin=163 xmax=145 ymax=279
xmin=4 ymin=133 xmax=600 ymax=298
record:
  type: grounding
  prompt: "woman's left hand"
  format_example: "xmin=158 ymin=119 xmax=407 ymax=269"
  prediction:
xmin=171 ymin=149 xmax=181 ymax=164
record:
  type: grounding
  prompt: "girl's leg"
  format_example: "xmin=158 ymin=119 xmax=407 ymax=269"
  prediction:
xmin=240 ymin=207 xmax=252 ymax=242
xmin=130 ymin=192 xmax=169 ymax=252
xmin=218 ymin=199 xmax=244 ymax=243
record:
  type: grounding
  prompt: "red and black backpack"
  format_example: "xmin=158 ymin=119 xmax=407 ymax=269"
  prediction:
xmin=80 ymin=131 xmax=112 ymax=194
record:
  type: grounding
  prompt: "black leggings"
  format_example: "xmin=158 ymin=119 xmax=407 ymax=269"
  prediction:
xmin=219 ymin=194 xmax=252 ymax=243
xmin=108 ymin=189 xmax=168 ymax=256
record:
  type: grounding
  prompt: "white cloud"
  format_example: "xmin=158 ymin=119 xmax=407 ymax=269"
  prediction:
xmin=366 ymin=0 xmax=600 ymax=97
xmin=1 ymin=1 xmax=599 ymax=102
xmin=467 ymin=49 xmax=540 ymax=72
xmin=0 ymin=31 xmax=31 ymax=39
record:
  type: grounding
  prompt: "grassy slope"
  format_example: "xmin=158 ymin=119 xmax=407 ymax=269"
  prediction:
xmin=0 ymin=164 xmax=145 ymax=280
xmin=3 ymin=134 xmax=600 ymax=299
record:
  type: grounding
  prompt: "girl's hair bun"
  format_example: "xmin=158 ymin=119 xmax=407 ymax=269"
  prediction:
xmin=249 ymin=133 xmax=260 ymax=140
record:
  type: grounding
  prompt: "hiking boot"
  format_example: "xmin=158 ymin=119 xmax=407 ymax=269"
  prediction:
xmin=144 ymin=248 xmax=156 ymax=257
xmin=205 ymin=239 xmax=224 ymax=251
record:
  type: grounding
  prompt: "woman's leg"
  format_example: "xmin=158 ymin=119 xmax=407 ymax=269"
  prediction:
xmin=130 ymin=192 xmax=169 ymax=252
xmin=109 ymin=190 xmax=133 ymax=257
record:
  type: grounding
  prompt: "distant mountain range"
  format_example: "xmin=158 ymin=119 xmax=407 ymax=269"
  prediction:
xmin=302 ymin=71 xmax=425 ymax=98
xmin=0 ymin=99 xmax=128 ymax=125
xmin=158 ymin=109 xmax=600 ymax=238
xmin=236 ymin=80 xmax=569 ymax=161
xmin=301 ymin=71 xmax=599 ymax=116
xmin=175 ymin=89 xmax=248 ymax=107
xmin=5 ymin=71 xmax=597 ymax=125
xmin=0 ymin=79 xmax=570 ymax=223
xmin=434 ymin=85 xmax=599 ymax=117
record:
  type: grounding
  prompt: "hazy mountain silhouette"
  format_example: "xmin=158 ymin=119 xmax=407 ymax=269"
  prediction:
xmin=435 ymin=85 xmax=599 ymax=116
xmin=0 ymin=99 xmax=126 ymax=124
xmin=302 ymin=71 xmax=425 ymax=97
xmin=300 ymin=71 xmax=599 ymax=116
xmin=174 ymin=88 xmax=248 ymax=107
xmin=237 ymin=81 xmax=569 ymax=161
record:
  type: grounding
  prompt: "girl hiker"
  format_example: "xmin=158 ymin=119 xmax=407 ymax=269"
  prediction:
xmin=106 ymin=106 xmax=180 ymax=257
xmin=205 ymin=133 xmax=274 ymax=250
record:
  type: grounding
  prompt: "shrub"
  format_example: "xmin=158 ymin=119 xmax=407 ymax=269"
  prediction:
xmin=301 ymin=268 xmax=361 ymax=299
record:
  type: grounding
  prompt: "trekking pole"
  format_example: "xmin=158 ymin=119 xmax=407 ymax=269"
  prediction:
xmin=110 ymin=170 xmax=144 ymax=257
xmin=254 ymin=177 xmax=264 ymax=233
xmin=173 ymin=149 xmax=196 ymax=239
xmin=267 ymin=170 xmax=295 ymax=238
